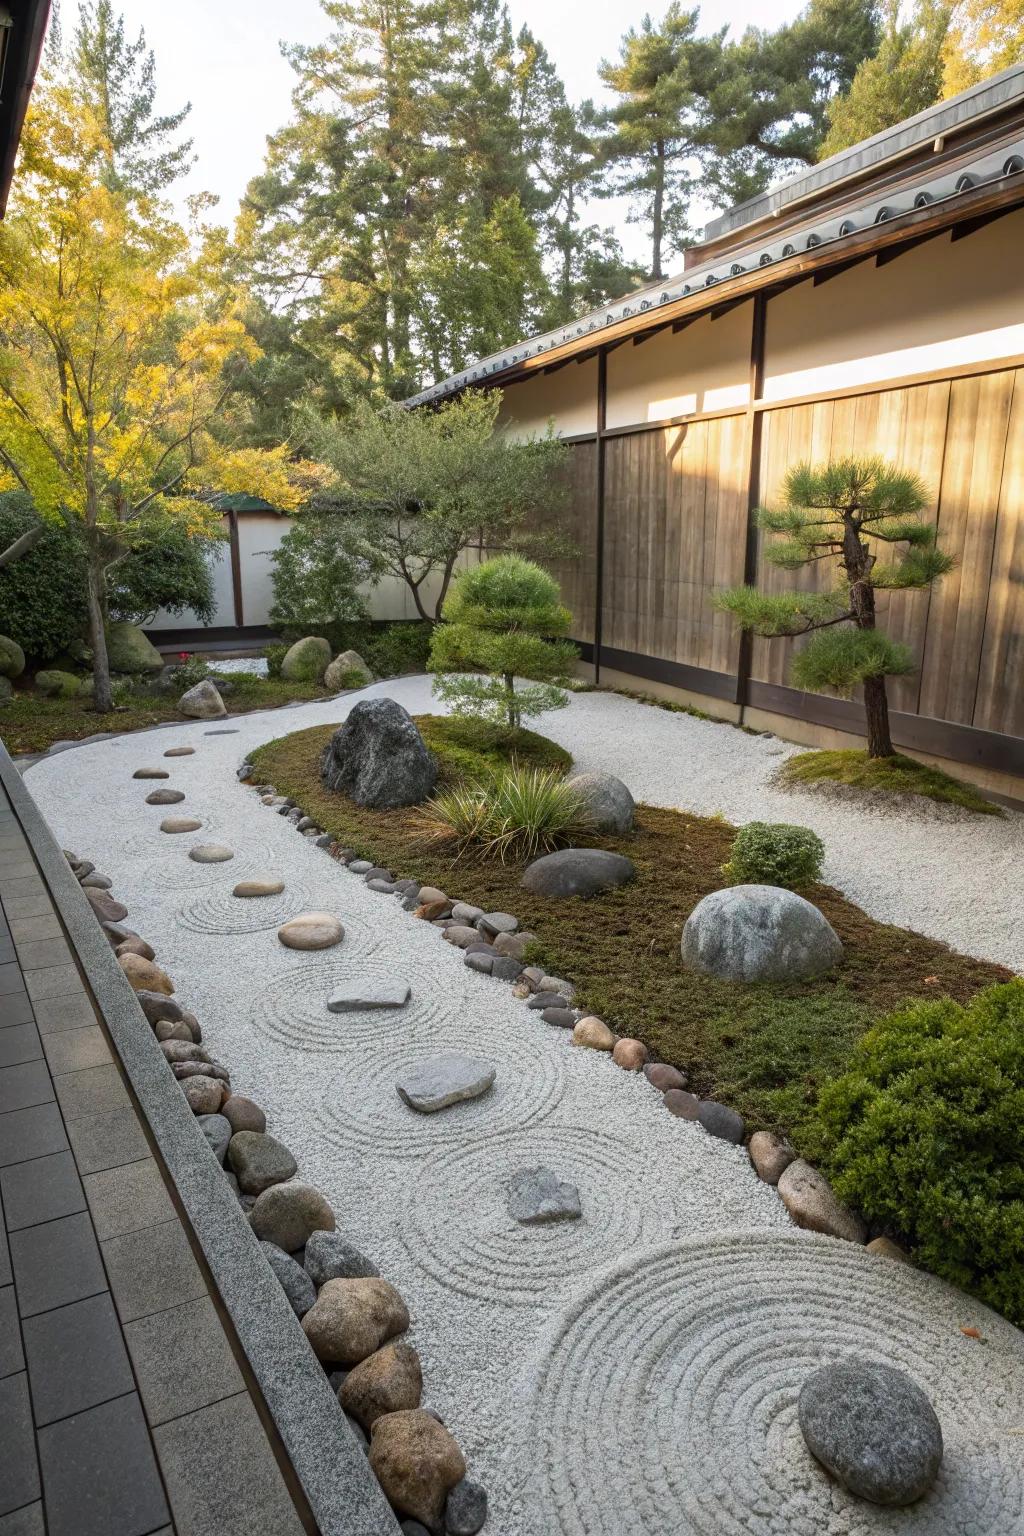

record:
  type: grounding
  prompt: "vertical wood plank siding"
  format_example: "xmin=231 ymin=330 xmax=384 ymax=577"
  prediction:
xmin=555 ymin=364 xmax=1024 ymax=760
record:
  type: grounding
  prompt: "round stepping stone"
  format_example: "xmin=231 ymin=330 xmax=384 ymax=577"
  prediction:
xmin=507 ymin=1166 xmax=581 ymax=1225
xmin=188 ymin=844 xmax=234 ymax=864
xmin=395 ymin=1054 xmax=496 ymax=1114
xmin=163 ymin=746 xmax=195 ymax=757
xmin=798 ymin=1358 xmax=943 ymax=1505
xmin=133 ymin=767 xmax=169 ymax=779
xmin=278 ymin=912 xmax=345 ymax=950
xmin=160 ymin=817 xmax=202 ymax=834
xmin=145 ymin=788 xmax=185 ymax=805
xmin=233 ymin=878 xmax=285 ymax=898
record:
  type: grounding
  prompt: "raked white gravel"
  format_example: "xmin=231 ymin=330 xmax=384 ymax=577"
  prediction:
xmin=24 ymin=677 xmax=1024 ymax=1535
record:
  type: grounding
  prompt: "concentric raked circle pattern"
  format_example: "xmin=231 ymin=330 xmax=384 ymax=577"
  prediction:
xmin=251 ymin=944 xmax=446 ymax=1052
xmin=174 ymin=880 xmax=316 ymax=936
xmin=403 ymin=1125 xmax=680 ymax=1306
xmin=314 ymin=1018 xmax=565 ymax=1157
xmin=525 ymin=1232 xmax=1024 ymax=1536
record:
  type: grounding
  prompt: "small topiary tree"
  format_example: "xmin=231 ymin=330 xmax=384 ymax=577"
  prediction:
xmin=723 ymin=821 xmax=824 ymax=888
xmin=429 ymin=555 xmax=578 ymax=732
xmin=714 ymin=458 xmax=953 ymax=758
xmin=269 ymin=514 xmax=370 ymax=641
xmin=815 ymin=978 xmax=1024 ymax=1323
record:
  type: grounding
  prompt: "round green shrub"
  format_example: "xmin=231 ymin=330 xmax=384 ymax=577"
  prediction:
xmin=0 ymin=494 xmax=87 ymax=661
xmin=723 ymin=821 xmax=824 ymax=888
xmin=815 ymin=979 xmax=1024 ymax=1323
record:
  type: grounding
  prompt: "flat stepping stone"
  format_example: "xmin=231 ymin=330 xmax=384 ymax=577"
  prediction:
xmin=327 ymin=982 xmax=411 ymax=1013
xmin=145 ymin=788 xmax=185 ymax=805
xmin=278 ymin=912 xmax=345 ymax=950
xmin=396 ymin=1054 xmax=496 ymax=1114
xmin=164 ymin=747 xmax=195 ymax=757
xmin=160 ymin=817 xmax=202 ymax=833
xmin=133 ymin=767 xmax=169 ymax=779
xmin=233 ymin=878 xmax=285 ymax=898
xmin=189 ymin=844 xmax=234 ymax=863
xmin=204 ymin=728 xmax=238 ymax=734
xmin=507 ymin=1166 xmax=581 ymax=1225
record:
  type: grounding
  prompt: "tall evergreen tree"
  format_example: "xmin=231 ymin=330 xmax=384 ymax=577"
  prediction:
xmin=820 ymin=0 xmax=950 ymax=158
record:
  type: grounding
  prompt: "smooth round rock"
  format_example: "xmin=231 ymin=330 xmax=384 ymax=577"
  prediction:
xmin=260 ymin=1241 xmax=317 ymax=1318
xmin=520 ymin=847 xmax=636 ymax=900
xmin=664 ymin=1088 xmax=700 ymax=1119
xmin=145 ymin=788 xmax=185 ymax=805
xmin=181 ymin=1075 xmax=226 ymax=1114
xmin=681 ymin=884 xmax=842 ymax=983
xmin=339 ymin=1339 xmax=423 ymax=1430
xmin=136 ymin=991 xmax=183 ymax=1025
xmin=160 ymin=817 xmax=202 ymax=833
xmin=798 ymin=1358 xmax=943 ymax=1505
xmin=541 ymin=1007 xmax=575 ymax=1029
xmin=612 ymin=1037 xmax=648 ymax=1071
xmin=196 ymin=1114 xmax=232 ymax=1164
xmin=154 ymin=1020 xmax=193 ymax=1043
xmin=302 ymin=1277 xmax=410 ymax=1366
xmin=189 ymin=844 xmax=234 ymax=864
xmin=163 ymin=746 xmax=195 ymax=757
xmin=132 ymin=767 xmax=169 ymax=779
xmin=115 ymin=937 xmax=155 ymax=962
xmin=248 ymin=1182 xmax=336 ymax=1253
xmin=119 ymin=953 xmax=174 ymax=995
xmin=278 ymin=912 xmax=345 ymax=951
xmin=696 ymin=1099 xmax=744 ymax=1144
xmin=572 ymin=1016 xmax=615 ymax=1051
xmin=565 ymin=770 xmax=635 ymax=834
xmin=233 ymin=877 xmax=286 ymax=898
xmin=227 ymin=1130 xmax=298 ymax=1195
xmin=644 ymin=1062 xmax=686 ymax=1092
xmin=866 ymin=1236 xmax=911 ymax=1264
xmin=778 ymin=1159 xmax=866 ymax=1244
xmin=221 ymin=1095 xmax=267 ymax=1135
xmin=748 ymin=1129 xmax=795 ymax=1185
xmin=445 ymin=1478 xmax=488 ymax=1536
xmin=369 ymin=1410 xmax=466 ymax=1531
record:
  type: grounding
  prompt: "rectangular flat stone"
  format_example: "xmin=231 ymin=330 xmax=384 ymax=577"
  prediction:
xmin=22 ymin=1293 xmax=135 ymax=1425
xmin=327 ymin=981 xmax=412 ymax=1012
xmin=53 ymin=1063 xmax=129 ymax=1122
xmin=0 ymin=1103 xmax=68 ymax=1169
xmin=37 ymin=1393 xmax=169 ymax=1536
xmin=0 ymin=1027 xmax=42 ymax=1070
xmin=0 ymin=993 xmax=33 ymax=1030
xmin=0 ymin=1151 xmax=85 ymax=1231
xmin=0 ymin=1062 xmax=53 ymax=1116
xmin=24 ymin=965 xmax=82 ymax=1003
xmin=66 ymin=1106 xmax=150 ymax=1176
xmin=15 ymin=937 xmax=72 ymax=973
xmin=0 ymin=1285 xmax=24 ymax=1378
xmin=0 ymin=1501 xmax=45 ymax=1534
xmin=101 ymin=1217 xmax=206 ymax=1324
xmin=0 ymin=892 xmax=53 ymax=919
xmin=83 ymin=1159 xmax=172 ymax=1242
xmin=0 ymin=1374 xmax=40 ymax=1518
xmin=0 ymin=966 xmax=22 ymax=999
xmin=32 ymin=993 xmax=94 ymax=1035
xmin=42 ymin=1025 xmax=111 ymax=1077
xmin=7 ymin=915 xmax=61 ymax=945
xmin=9 ymin=1212 xmax=107 ymax=1318
xmin=124 ymin=1296 xmax=243 ymax=1425
xmin=153 ymin=1393 xmax=305 ymax=1536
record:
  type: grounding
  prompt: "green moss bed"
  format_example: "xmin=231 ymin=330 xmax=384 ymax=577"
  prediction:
xmin=250 ymin=717 xmax=1008 ymax=1156
xmin=778 ymin=748 xmax=1002 ymax=816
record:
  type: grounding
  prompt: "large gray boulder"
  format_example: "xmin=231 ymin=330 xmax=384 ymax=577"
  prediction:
xmin=520 ymin=848 xmax=635 ymax=900
xmin=281 ymin=635 xmax=331 ymax=682
xmin=798 ymin=1358 xmax=943 ymax=1505
xmin=321 ymin=698 xmax=437 ymax=808
xmin=565 ymin=771 xmax=635 ymax=834
xmin=680 ymin=884 xmax=842 ymax=982
xmin=179 ymin=679 xmax=227 ymax=719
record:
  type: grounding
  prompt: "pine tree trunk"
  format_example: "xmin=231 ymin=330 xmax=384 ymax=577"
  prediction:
xmin=651 ymin=141 xmax=665 ymax=281
xmin=503 ymin=671 xmax=518 ymax=732
xmin=86 ymin=554 xmax=113 ymax=713
xmin=863 ymin=674 xmax=894 ymax=758
xmin=842 ymin=516 xmax=894 ymax=758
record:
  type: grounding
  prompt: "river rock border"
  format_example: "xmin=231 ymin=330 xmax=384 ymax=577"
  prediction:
xmin=242 ymin=759 xmax=905 ymax=1265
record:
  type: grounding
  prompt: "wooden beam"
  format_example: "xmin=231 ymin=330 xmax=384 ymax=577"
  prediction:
xmin=672 ymin=315 xmax=699 ymax=334
xmin=227 ymin=510 xmax=244 ymax=628
xmin=593 ymin=348 xmax=608 ymax=685
xmin=736 ymin=291 xmax=767 ymax=716
xmin=950 ymin=206 xmax=1016 ymax=242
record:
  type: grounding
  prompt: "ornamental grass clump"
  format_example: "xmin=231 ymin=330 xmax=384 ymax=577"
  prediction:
xmin=815 ymin=978 xmax=1024 ymax=1323
xmin=417 ymin=765 xmax=591 ymax=863
xmin=723 ymin=821 xmax=824 ymax=889
xmin=429 ymin=555 xmax=578 ymax=731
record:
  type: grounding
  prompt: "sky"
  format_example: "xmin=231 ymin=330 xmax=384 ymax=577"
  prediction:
xmin=82 ymin=0 xmax=808 ymax=265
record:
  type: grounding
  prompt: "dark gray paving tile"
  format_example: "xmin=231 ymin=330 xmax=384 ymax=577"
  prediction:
xmin=0 ymin=966 xmax=23 ymax=999
xmin=53 ymin=1062 xmax=129 ymax=1122
xmin=0 ymin=835 xmax=28 ymax=856
xmin=0 ymin=1026 xmax=42 ymax=1070
xmin=0 ymin=940 xmax=14 ymax=968
xmin=66 ymin=1106 xmax=149 ymax=1176
xmin=0 ymin=1374 xmax=40 ymax=1518
xmin=0 ymin=1204 xmax=8 ymax=1286
xmin=31 ymin=993 xmax=94 ymax=1035
xmin=37 ymin=1393 xmax=170 ymax=1536
xmin=0 ymin=1286 xmax=23 ymax=1378
xmin=0 ymin=994 xmax=33 ymax=1029
xmin=7 ymin=915 xmax=60 ymax=946
xmin=41 ymin=1025 xmax=111 ymax=1077
xmin=22 ymin=1293 xmax=134 ymax=1426
xmin=154 ymin=1392 xmax=304 ymax=1536
xmin=0 ymin=1062 xmax=53 ymax=1115
xmin=0 ymin=1152 xmax=85 ymax=1231
xmin=8 ymin=1212 xmax=106 ymax=1318
xmin=0 ymin=861 xmax=37 ymax=883
xmin=0 ymin=878 xmax=45 ymax=903
xmin=14 ymin=937 xmax=72 ymax=973
xmin=124 ymin=1295 xmax=242 ymax=1426
xmin=24 ymin=966 xmax=82 ymax=1004
xmin=102 ymin=1217 xmax=206 ymax=1324
xmin=0 ymin=893 xmax=54 ymax=921
xmin=83 ymin=1159 xmax=172 ymax=1241
xmin=0 ymin=1103 xmax=68 ymax=1169
xmin=0 ymin=1500 xmax=45 ymax=1534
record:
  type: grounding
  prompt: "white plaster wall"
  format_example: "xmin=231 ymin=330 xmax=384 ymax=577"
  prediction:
xmin=147 ymin=521 xmax=235 ymax=630
xmin=497 ymin=357 xmax=599 ymax=439
xmin=762 ymin=210 xmax=1024 ymax=400
xmin=605 ymin=303 xmax=752 ymax=427
xmin=237 ymin=513 xmax=288 ymax=627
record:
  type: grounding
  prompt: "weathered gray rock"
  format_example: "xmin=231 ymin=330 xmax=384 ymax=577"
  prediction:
xmin=324 ymin=649 xmax=373 ymax=690
xmin=196 ymin=1114 xmax=233 ymax=1164
xmin=799 ymin=1358 xmax=943 ymax=1505
xmin=188 ymin=843 xmax=234 ymax=863
xmin=281 ymin=635 xmax=331 ymax=681
xmin=80 ymin=872 xmax=112 ymax=890
xmin=327 ymin=982 xmax=411 ymax=1012
xmin=541 ymin=1007 xmax=575 ymax=1029
xmin=85 ymin=887 xmax=128 ymax=923
xmin=446 ymin=1479 xmax=488 ymax=1536
xmin=304 ymin=1229 xmax=380 ymax=1285
xmin=520 ymin=848 xmax=635 ymax=899
xmin=507 ymin=1166 xmax=582 ymax=1225
xmin=227 ymin=1130 xmax=298 ymax=1195
xmin=163 ymin=746 xmax=195 ymax=757
xmin=260 ymin=1241 xmax=317 ymax=1318
xmin=476 ymin=911 xmax=518 ymax=938
xmin=320 ymin=698 xmax=437 ymax=808
xmin=644 ymin=1062 xmax=686 ymax=1091
xmin=396 ymin=1055 xmax=496 ymax=1114
xmin=778 ymin=1159 xmax=866 ymax=1243
xmin=181 ymin=1075 xmax=226 ymax=1114
xmin=178 ymin=679 xmax=227 ymax=720
xmin=136 ymin=990 xmax=183 ymax=1026
xmin=695 ymin=1100 xmax=744 ymax=1144
xmin=681 ymin=884 xmax=842 ymax=983
xmin=450 ymin=902 xmax=484 ymax=925
xmin=565 ymin=770 xmax=635 ymax=834
xmin=248 ymin=1181 xmax=336 ymax=1252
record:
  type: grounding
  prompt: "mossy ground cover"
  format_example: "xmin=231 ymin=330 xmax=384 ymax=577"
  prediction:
xmin=778 ymin=748 xmax=1002 ymax=816
xmin=250 ymin=720 xmax=1008 ymax=1153
xmin=1 ymin=674 xmax=329 ymax=755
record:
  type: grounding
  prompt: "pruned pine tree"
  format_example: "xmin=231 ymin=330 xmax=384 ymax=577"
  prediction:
xmin=714 ymin=459 xmax=953 ymax=758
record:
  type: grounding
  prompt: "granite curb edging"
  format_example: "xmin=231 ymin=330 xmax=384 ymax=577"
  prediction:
xmin=0 ymin=739 xmax=401 ymax=1536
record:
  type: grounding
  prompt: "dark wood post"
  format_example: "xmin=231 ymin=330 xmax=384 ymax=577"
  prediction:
xmin=593 ymin=346 xmax=608 ymax=683
xmin=735 ymin=292 xmax=767 ymax=717
xmin=227 ymin=509 xmax=245 ymax=629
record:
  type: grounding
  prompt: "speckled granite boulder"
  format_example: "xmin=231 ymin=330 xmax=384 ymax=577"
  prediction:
xmin=799 ymin=1358 xmax=943 ymax=1505
xmin=320 ymin=698 xmax=437 ymax=808
xmin=681 ymin=884 xmax=842 ymax=982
